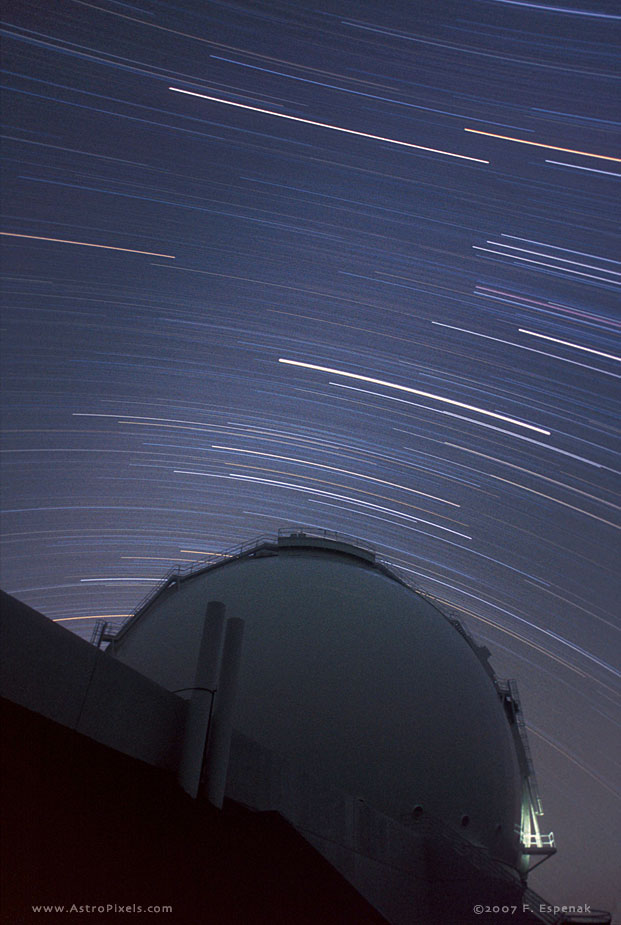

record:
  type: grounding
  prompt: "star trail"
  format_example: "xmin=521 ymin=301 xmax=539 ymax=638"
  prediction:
xmin=0 ymin=0 xmax=619 ymax=915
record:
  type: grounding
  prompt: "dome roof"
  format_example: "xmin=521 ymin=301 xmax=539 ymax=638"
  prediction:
xmin=111 ymin=532 xmax=524 ymax=866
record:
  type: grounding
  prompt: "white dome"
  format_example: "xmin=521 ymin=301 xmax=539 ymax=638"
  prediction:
xmin=111 ymin=534 xmax=523 ymax=867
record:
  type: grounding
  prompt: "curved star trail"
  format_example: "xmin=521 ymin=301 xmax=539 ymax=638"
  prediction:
xmin=1 ymin=0 xmax=619 ymax=915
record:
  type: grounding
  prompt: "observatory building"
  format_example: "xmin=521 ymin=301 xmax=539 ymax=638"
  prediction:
xmin=105 ymin=529 xmax=557 ymax=923
xmin=4 ymin=529 xmax=610 ymax=923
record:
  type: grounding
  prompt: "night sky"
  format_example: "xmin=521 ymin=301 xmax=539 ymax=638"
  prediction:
xmin=1 ymin=0 xmax=619 ymax=915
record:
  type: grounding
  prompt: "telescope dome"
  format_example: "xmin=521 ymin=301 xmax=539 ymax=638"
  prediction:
xmin=111 ymin=531 xmax=524 ymax=868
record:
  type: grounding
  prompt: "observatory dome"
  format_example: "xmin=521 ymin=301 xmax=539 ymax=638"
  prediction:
xmin=110 ymin=532 xmax=525 ymax=869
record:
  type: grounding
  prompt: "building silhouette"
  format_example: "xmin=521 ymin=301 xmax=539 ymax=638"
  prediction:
xmin=1 ymin=530 xmax=611 ymax=924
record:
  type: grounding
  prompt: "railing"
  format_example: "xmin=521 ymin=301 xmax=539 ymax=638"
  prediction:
xmin=494 ymin=683 xmax=555 ymax=860
xmin=508 ymin=679 xmax=545 ymax=816
xmin=112 ymin=528 xmax=510 ymax=671
xmin=522 ymin=833 xmax=556 ymax=849
xmin=119 ymin=528 xmax=379 ymax=635
xmin=498 ymin=679 xmax=548 ymax=822
xmin=90 ymin=619 xmax=126 ymax=649
xmin=278 ymin=525 xmax=376 ymax=554
xmin=90 ymin=619 xmax=106 ymax=648
xmin=125 ymin=533 xmax=277 ymax=625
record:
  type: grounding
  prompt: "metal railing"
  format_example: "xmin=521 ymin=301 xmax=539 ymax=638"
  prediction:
xmin=522 ymin=833 xmax=556 ymax=849
xmin=277 ymin=525 xmax=376 ymax=554
xmin=125 ymin=533 xmax=277 ymax=625
xmin=507 ymin=679 xmax=545 ymax=816
xmin=90 ymin=618 xmax=127 ymax=648
xmin=116 ymin=528 xmax=379 ymax=637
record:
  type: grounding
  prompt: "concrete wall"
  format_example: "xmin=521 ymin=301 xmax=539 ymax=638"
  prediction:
xmin=0 ymin=591 xmax=186 ymax=771
xmin=225 ymin=730 xmax=554 ymax=925
xmin=225 ymin=729 xmax=434 ymax=925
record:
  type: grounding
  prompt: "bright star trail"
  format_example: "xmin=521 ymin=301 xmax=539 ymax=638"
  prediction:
xmin=1 ymin=0 xmax=619 ymax=916
xmin=463 ymin=128 xmax=621 ymax=162
xmin=169 ymin=87 xmax=491 ymax=163
xmin=0 ymin=232 xmax=176 ymax=258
